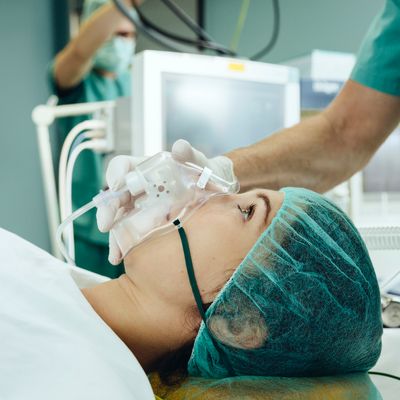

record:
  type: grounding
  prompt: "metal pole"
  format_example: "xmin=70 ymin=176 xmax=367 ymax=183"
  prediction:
xmin=36 ymin=123 xmax=62 ymax=259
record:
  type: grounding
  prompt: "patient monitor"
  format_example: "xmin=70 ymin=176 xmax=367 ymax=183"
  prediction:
xmin=130 ymin=50 xmax=300 ymax=156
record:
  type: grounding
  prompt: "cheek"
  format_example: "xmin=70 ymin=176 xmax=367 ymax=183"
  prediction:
xmin=185 ymin=217 xmax=253 ymax=297
xmin=124 ymin=231 xmax=199 ymax=304
xmin=189 ymin=211 xmax=254 ymax=260
xmin=124 ymin=231 xmax=185 ymax=277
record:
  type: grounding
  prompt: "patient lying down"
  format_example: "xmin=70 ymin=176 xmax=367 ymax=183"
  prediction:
xmin=84 ymin=187 xmax=383 ymax=378
xmin=0 ymin=187 xmax=382 ymax=399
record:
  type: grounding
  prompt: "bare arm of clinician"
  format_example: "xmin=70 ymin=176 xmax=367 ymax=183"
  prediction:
xmin=54 ymin=1 xmax=136 ymax=89
xmin=228 ymin=80 xmax=400 ymax=193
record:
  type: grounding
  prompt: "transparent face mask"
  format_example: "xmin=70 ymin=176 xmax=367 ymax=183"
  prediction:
xmin=57 ymin=152 xmax=239 ymax=264
xmin=109 ymin=152 xmax=239 ymax=257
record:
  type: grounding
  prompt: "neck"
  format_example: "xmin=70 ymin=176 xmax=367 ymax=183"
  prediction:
xmin=81 ymin=274 xmax=186 ymax=372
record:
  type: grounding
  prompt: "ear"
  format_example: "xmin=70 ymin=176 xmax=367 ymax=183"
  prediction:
xmin=208 ymin=315 xmax=268 ymax=350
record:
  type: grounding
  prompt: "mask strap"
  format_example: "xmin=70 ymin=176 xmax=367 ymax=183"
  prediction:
xmin=173 ymin=219 xmax=235 ymax=376
xmin=173 ymin=219 xmax=207 ymax=323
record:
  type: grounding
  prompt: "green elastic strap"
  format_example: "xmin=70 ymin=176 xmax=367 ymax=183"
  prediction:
xmin=174 ymin=219 xmax=207 ymax=323
xmin=173 ymin=219 xmax=235 ymax=376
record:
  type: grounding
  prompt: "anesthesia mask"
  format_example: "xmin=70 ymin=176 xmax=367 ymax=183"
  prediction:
xmin=57 ymin=152 xmax=239 ymax=264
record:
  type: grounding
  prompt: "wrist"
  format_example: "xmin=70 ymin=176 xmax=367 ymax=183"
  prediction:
xmin=123 ymin=0 xmax=134 ymax=7
xmin=97 ymin=3 xmax=126 ymax=25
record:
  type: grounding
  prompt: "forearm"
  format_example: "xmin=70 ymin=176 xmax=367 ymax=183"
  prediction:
xmin=227 ymin=113 xmax=357 ymax=193
xmin=54 ymin=2 xmax=129 ymax=89
xmin=228 ymin=80 xmax=400 ymax=193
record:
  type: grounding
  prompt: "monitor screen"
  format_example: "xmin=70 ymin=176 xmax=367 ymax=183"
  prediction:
xmin=162 ymin=73 xmax=286 ymax=157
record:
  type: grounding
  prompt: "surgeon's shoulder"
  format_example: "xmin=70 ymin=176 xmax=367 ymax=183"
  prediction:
xmin=351 ymin=0 xmax=400 ymax=96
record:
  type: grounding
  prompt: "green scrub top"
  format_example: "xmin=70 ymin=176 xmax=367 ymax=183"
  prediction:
xmin=49 ymin=64 xmax=130 ymax=278
xmin=351 ymin=0 xmax=400 ymax=96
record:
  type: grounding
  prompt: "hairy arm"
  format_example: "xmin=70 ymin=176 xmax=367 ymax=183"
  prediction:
xmin=53 ymin=1 xmax=135 ymax=90
xmin=227 ymin=80 xmax=400 ymax=193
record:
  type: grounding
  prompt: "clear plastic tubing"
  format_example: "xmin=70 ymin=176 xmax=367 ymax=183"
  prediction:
xmin=56 ymin=189 xmax=127 ymax=264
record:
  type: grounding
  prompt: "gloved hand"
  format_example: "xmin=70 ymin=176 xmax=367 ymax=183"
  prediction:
xmin=96 ymin=154 xmax=145 ymax=265
xmin=96 ymin=140 xmax=235 ymax=265
xmin=171 ymin=139 xmax=236 ymax=184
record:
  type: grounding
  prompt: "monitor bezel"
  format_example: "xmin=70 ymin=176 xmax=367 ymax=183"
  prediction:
xmin=131 ymin=50 xmax=300 ymax=156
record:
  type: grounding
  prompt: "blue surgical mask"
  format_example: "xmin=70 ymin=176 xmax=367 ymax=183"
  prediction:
xmin=94 ymin=36 xmax=136 ymax=74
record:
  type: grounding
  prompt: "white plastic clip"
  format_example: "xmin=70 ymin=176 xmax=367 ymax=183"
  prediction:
xmin=197 ymin=167 xmax=213 ymax=189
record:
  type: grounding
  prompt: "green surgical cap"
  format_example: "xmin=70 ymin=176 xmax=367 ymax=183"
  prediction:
xmin=188 ymin=187 xmax=382 ymax=378
xmin=82 ymin=0 xmax=109 ymax=22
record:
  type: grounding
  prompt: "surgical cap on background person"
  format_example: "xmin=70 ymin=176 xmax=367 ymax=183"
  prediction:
xmin=82 ymin=0 xmax=109 ymax=21
xmin=188 ymin=187 xmax=383 ymax=378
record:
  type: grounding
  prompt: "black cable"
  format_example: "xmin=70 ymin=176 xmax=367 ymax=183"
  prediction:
xmin=138 ymin=0 xmax=234 ymax=55
xmin=134 ymin=8 xmax=204 ymax=45
xmin=134 ymin=4 xmax=235 ymax=55
xmin=368 ymin=371 xmax=400 ymax=381
xmin=250 ymin=0 xmax=280 ymax=60
xmin=160 ymin=0 xmax=214 ymax=43
xmin=114 ymin=0 xmax=281 ymax=59
xmin=112 ymin=0 xmax=235 ymax=56
xmin=113 ymin=0 xmax=191 ymax=52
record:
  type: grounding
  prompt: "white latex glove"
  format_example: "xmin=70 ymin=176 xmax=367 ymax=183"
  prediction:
xmin=96 ymin=155 xmax=145 ymax=265
xmin=96 ymin=140 xmax=235 ymax=265
xmin=171 ymin=139 xmax=235 ymax=183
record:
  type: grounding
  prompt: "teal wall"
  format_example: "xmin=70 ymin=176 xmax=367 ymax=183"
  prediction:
xmin=205 ymin=0 xmax=384 ymax=63
xmin=0 ymin=0 xmax=68 ymax=251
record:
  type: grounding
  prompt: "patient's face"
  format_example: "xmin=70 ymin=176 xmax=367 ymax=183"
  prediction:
xmin=124 ymin=189 xmax=284 ymax=307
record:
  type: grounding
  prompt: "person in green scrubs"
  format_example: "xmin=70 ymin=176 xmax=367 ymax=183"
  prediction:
xmin=49 ymin=0 xmax=140 ymax=278
xmin=98 ymin=0 xmax=400 ymax=261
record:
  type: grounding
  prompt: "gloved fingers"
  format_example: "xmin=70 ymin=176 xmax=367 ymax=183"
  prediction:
xmin=209 ymin=155 xmax=236 ymax=183
xmin=106 ymin=155 xmax=141 ymax=191
xmin=172 ymin=139 xmax=235 ymax=183
xmin=108 ymin=231 xmax=123 ymax=266
xmin=96 ymin=191 xmax=131 ymax=232
xmin=171 ymin=139 xmax=209 ymax=167
xmin=100 ymin=154 xmax=145 ymax=232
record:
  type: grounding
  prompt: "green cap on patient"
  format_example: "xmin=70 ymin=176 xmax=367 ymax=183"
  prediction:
xmin=188 ymin=187 xmax=382 ymax=378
